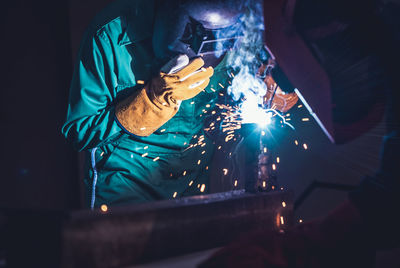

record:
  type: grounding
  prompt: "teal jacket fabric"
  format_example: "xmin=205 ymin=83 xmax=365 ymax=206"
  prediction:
xmin=62 ymin=0 xmax=229 ymax=207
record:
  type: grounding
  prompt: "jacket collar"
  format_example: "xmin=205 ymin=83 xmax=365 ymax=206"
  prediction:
xmin=118 ymin=0 xmax=154 ymax=46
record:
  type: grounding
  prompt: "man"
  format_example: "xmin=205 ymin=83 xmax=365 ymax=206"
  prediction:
xmin=62 ymin=0 xmax=247 ymax=208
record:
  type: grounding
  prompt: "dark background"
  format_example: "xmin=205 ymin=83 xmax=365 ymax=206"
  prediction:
xmin=1 ymin=0 xmax=399 ymax=267
xmin=1 ymin=0 xmax=113 ymax=211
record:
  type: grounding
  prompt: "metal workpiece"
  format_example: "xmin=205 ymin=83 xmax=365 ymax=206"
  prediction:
xmin=61 ymin=190 xmax=293 ymax=268
xmin=238 ymin=123 xmax=279 ymax=193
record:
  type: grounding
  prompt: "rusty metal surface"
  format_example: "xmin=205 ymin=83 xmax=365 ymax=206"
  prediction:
xmin=61 ymin=190 xmax=293 ymax=268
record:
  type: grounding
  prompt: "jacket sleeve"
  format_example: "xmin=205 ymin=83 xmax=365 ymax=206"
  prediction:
xmin=62 ymin=28 xmax=122 ymax=151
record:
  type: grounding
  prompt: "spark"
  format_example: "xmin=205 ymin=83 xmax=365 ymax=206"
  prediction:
xmin=197 ymin=184 xmax=201 ymax=188
xmin=205 ymin=166 xmax=209 ymax=170
xmin=197 ymin=160 xmax=201 ymax=165
xmin=173 ymin=192 xmax=177 ymax=198
xmin=100 ymin=151 xmax=104 ymax=157
xmin=265 ymin=108 xmax=295 ymax=130
xmin=201 ymin=151 xmax=205 ymax=155
xmin=144 ymin=146 xmax=149 ymax=149
xmin=272 ymin=164 xmax=276 ymax=170
xmin=263 ymin=147 xmax=267 ymax=153
xmin=280 ymin=216 xmax=285 ymax=225
xmin=303 ymin=143 xmax=308 ymax=150
xmin=276 ymin=157 xmax=280 ymax=163
xmin=261 ymin=130 xmax=266 ymax=136
xmin=189 ymin=180 xmax=194 ymax=186
xmin=200 ymin=184 xmax=206 ymax=192
xmin=218 ymin=146 xmax=222 ymax=150
xmin=262 ymin=181 xmax=266 ymax=188
xmin=141 ymin=153 xmax=148 ymax=157
xmin=222 ymin=168 xmax=228 ymax=175
xmin=282 ymin=201 xmax=286 ymax=207
xmin=234 ymin=180 xmax=238 ymax=187
xmin=190 ymin=101 xmax=195 ymax=105
xmin=225 ymin=134 xmax=234 ymax=142
xmin=298 ymin=104 xmax=303 ymax=108
xmin=140 ymin=127 xmax=146 ymax=131
xmin=183 ymin=170 xmax=187 ymax=176
xmin=294 ymin=140 xmax=299 ymax=146
xmin=100 ymin=204 xmax=108 ymax=212
xmin=299 ymin=219 xmax=303 ymax=223
xmin=302 ymin=118 xmax=310 ymax=122
xmin=160 ymin=129 xmax=166 ymax=132
xmin=153 ymin=156 xmax=160 ymax=162
xmin=218 ymin=83 xmax=225 ymax=88
xmin=137 ymin=80 xmax=145 ymax=84
xmin=206 ymin=104 xmax=211 ymax=108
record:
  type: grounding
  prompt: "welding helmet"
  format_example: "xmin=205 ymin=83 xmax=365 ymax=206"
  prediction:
xmin=263 ymin=0 xmax=386 ymax=144
xmin=152 ymin=0 xmax=245 ymax=68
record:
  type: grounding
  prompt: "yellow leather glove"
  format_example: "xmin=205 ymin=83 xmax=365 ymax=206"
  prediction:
xmin=115 ymin=55 xmax=214 ymax=136
xmin=150 ymin=56 xmax=214 ymax=106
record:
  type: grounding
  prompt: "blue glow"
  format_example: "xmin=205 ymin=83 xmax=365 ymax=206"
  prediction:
xmin=205 ymin=12 xmax=230 ymax=26
xmin=240 ymin=94 xmax=272 ymax=127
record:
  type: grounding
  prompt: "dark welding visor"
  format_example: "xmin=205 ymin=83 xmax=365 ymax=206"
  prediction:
xmin=180 ymin=16 xmax=243 ymax=56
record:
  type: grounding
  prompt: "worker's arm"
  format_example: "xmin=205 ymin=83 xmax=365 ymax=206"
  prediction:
xmin=62 ymin=28 xmax=122 ymax=151
xmin=63 ymin=29 xmax=214 ymax=149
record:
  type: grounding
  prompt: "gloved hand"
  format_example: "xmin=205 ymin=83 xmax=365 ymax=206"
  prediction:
xmin=199 ymin=201 xmax=374 ymax=268
xmin=264 ymin=75 xmax=298 ymax=113
xmin=116 ymin=55 xmax=214 ymax=136
xmin=149 ymin=55 xmax=214 ymax=106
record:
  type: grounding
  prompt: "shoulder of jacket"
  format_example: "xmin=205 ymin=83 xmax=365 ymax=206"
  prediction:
xmin=87 ymin=0 xmax=140 ymax=39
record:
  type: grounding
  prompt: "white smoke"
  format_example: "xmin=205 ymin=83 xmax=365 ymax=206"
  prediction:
xmin=225 ymin=0 xmax=272 ymax=126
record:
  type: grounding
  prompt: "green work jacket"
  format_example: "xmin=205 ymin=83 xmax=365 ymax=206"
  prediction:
xmin=62 ymin=0 xmax=230 ymax=207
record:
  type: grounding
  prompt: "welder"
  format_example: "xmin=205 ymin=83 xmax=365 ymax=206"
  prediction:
xmin=201 ymin=0 xmax=400 ymax=267
xmin=62 ymin=0 xmax=250 ymax=208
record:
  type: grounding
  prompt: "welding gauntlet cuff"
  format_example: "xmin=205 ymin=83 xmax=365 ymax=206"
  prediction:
xmin=115 ymin=85 xmax=179 ymax=136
